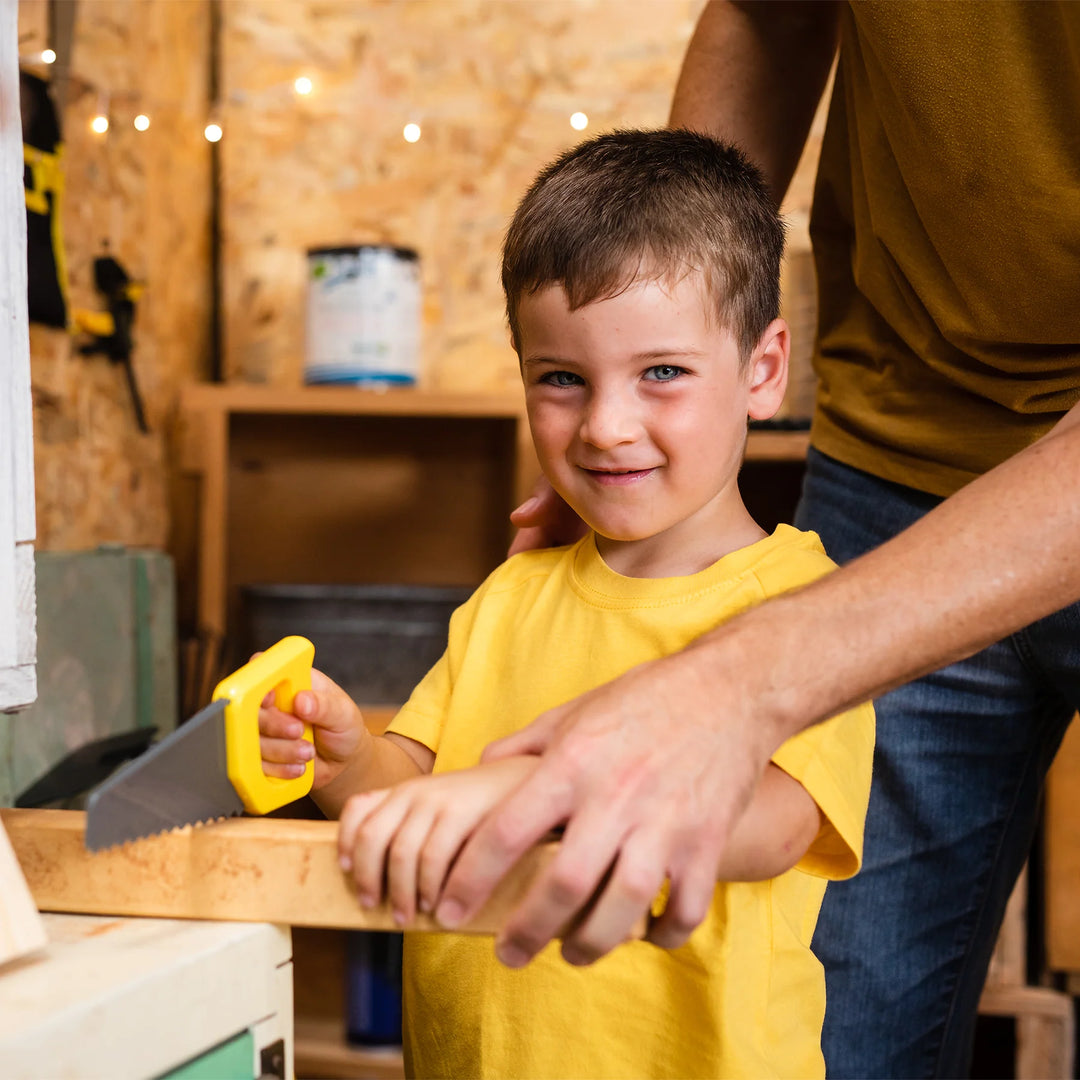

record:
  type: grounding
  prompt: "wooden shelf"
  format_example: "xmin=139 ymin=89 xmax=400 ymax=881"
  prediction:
xmin=295 ymin=1017 xmax=404 ymax=1080
xmin=180 ymin=383 xmax=526 ymax=421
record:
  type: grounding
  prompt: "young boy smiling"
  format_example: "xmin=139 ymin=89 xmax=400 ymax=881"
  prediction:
xmin=260 ymin=129 xmax=875 ymax=1079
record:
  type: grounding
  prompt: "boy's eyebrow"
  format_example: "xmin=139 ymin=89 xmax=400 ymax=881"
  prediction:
xmin=522 ymin=347 xmax=708 ymax=367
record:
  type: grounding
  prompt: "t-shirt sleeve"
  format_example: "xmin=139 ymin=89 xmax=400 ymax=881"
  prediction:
xmin=770 ymin=700 xmax=876 ymax=880
xmin=384 ymin=578 xmax=487 ymax=754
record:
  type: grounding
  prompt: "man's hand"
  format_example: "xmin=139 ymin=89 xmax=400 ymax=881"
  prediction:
xmin=433 ymin=646 xmax=776 ymax=967
xmin=508 ymin=476 xmax=589 ymax=555
xmin=338 ymin=756 xmax=540 ymax=925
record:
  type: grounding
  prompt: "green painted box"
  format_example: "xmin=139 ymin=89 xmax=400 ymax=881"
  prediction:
xmin=0 ymin=547 xmax=177 ymax=807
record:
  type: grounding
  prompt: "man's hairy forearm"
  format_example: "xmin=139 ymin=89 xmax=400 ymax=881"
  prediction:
xmin=670 ymin=0 xmax=839 ymax=202
xmin=686 ymin=407 xmax=1080 ymax=752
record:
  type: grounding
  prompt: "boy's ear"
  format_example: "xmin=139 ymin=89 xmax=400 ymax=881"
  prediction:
xmin=746 ymin=318 xmax=790 ymax=422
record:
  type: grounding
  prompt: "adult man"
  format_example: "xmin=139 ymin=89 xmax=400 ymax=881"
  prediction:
xmin=433 ymin=4 xmax=1080 ymax=1076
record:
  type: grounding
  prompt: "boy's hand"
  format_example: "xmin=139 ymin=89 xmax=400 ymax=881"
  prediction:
xmin=258 ymin=665 xmax=369 ymax=790
xmin=337 ymin=756 xmax=539 ymax=926
xmin=508 ymin=476 xmax=588 ymax=555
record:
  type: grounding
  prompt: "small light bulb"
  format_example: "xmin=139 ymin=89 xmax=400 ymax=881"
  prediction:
xmin=570 ymin=112 xmax=588 ymax=131
xmin=403 ymin=122 xmax=421 ymax=143
xmin=204 ymin=122 xmax=223 ymax=143
xmin=133 ymin=114 xmax=150 ymax=132
xmin=294 ymin=76 xmax=313 ymax=95
xmin=91 ymin=114 xmax=109 ymax=134
xmin=41 ymin=49 xmax=56 ymax=64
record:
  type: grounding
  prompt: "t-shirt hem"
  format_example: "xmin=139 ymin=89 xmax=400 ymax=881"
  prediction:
xmin=811 ymin=412 xmax=977 ymax=499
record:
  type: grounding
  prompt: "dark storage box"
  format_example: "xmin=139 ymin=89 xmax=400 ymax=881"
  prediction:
xmin=240 ymin=584 xmax=473 ymax=705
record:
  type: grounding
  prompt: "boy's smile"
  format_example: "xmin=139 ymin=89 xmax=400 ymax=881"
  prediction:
xmin=519 ymin=274 xmax=788 ymax=577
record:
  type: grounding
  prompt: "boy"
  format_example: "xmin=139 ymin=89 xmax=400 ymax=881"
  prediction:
xmin=260 ymin=129 xmax=875 ymax=1079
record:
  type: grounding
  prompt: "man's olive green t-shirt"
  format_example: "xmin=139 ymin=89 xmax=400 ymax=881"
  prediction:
xmin=810 ymin=1 xmax=1080 ymax=497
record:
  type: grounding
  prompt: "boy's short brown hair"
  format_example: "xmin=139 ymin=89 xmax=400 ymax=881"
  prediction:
xmin=502 ymin=128 xmax=785 ymax=362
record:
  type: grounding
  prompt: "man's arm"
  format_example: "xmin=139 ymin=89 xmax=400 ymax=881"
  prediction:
xmin=432 ymin=401 xmax=1080 ymax=967
xmin=669 ymin=0 xmax=840 ymax=202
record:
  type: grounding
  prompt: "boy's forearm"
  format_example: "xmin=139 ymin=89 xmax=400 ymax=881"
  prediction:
xmin=712 ymin=764 xmax=821 ymax=880
xmin=313 ymin=733 xmax=427 ymax=820
xmin=669 ymin=0 xmax=839 ymax=203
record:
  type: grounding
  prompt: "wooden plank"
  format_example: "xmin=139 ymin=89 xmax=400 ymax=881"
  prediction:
xmin=1045 ymin=716 xmax=1080 ymax=973
xmin=0 ymin=817 xmax=48 ymax=968
xmin=1 ymin=808 xmax=601 ymax=937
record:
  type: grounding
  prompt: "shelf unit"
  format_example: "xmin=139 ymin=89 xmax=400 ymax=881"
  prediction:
xmin=177 ymin=385 xmax=809 ymax=673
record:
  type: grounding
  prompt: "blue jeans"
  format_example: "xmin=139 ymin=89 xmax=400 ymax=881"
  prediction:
xmin=794 ymin=447 xmax=1080 ymax=1079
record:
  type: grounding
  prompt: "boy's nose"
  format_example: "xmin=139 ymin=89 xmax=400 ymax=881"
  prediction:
xmin=579 ymin=392 xmax=642 ymax=449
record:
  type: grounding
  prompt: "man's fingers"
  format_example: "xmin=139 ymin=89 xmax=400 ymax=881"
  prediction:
xmin=558 ymin=829 xmax=669 ymax=965
xmin=493 ymin=806 xmax=626 ymax=967
xmin=435 ymin=768 xmax=571 ymax=930
xmin=646 ymin=841 xmax=723 ymax=950
xmin=480 ymin=709 xmax=561 ymax=763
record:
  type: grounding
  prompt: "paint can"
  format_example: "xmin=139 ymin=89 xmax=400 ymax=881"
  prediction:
xmin=305 ymin=245 xmax=421 ymax=386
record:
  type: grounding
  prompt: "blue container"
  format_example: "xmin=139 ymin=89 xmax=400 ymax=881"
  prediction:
xmin=345 ymin=931 xmax=404 ymax=1046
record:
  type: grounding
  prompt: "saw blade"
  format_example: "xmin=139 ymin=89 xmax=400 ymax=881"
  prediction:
xmin=84 ymin=699 xmax=245 ymax=851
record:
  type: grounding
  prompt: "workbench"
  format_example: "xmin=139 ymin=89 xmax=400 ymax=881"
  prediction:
xmin=0 ymin=913 xmax=292 ymax=1080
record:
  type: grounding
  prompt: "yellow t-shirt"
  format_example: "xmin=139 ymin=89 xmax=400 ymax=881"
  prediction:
xmin=811 ymin=1 xmax=1080 ymax=497
xmin=386 ymin=525 xmax=875 ymax=1079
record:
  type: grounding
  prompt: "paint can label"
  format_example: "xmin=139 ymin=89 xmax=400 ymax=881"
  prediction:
xmin=305 ymin=246 xmax=421 ymax=385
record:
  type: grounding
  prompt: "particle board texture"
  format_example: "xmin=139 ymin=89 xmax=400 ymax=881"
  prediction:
xmin=218 ymin=0 xmax=696 ymax=391
xmin=2 ymin=808 xmax=608 ymax=938
xmin=17 ymin=0 xmax=212 ymax=553
xmin=218 ymin=1 xmax=827 ymax=410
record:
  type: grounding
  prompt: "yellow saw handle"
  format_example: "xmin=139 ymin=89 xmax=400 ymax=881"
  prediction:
xmin=211 ymin=635 xmax=316 ymax=814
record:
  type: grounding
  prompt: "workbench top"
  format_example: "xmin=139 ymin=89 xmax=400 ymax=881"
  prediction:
xmin=0 ymin=913 xmax=292 ymax=1080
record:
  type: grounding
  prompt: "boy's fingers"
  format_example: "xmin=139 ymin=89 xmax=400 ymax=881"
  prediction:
xmin=259 ymin=734 xmax=314 ymax=766
xmin=259 ymin=759 xmax=307 ymax=780
xmin=258 ymin=706 xmax=305 ymax=740
xmin=339 ymin=789 xmax=399 ymax=905
xmin=386 ymin=805 xmax=438 ymax=925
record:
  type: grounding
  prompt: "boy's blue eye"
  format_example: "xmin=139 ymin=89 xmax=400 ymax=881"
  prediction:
xmin=539 ymin=370 xmax=584 ymax=387
xmin=644 ymin=364 xmax=684 ymax=382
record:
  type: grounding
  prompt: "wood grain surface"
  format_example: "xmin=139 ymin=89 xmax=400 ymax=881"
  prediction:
xmin=1 ymin=808 xmax=599 ymax=937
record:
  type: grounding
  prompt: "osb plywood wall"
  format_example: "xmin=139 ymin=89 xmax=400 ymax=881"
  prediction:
xmin=18 ymin=0 xmax=211 ymax=551
xmin=220 ymin=0 xmax=709 ymax=391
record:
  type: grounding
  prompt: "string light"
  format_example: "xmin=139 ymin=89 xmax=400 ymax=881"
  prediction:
xmin=294 ymin=76 xmax=313 ymax=96
xmin=41 ymin=49 xmax=56 ymax=64
xmin=134 ymin=114 xmax=150 ymax=131
xmin=403 ymin=122 xmax=421 ymax=143
xmin=570 ymin=112 xmax=588 ymax=131
xmin=204 ymin=122 xmax=223 ymax=143
xmin=91 ymin=114 xmax=109 ymax=134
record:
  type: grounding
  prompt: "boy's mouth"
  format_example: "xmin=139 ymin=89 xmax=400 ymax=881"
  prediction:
xmin=580 ymin=466 xmax=656 ymax=485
